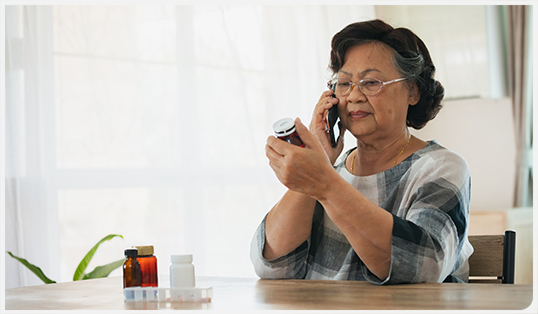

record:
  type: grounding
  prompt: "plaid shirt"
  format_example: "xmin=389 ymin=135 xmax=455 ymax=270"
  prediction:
xmin=250 ymin=140 xmax=473 ymax=284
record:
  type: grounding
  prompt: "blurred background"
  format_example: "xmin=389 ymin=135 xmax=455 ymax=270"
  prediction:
xmin=4 ymin=4 xmax=534 ymax=287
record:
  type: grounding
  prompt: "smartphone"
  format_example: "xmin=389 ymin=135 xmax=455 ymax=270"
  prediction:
xmin=327 ymin=94 xmax=340 ymax=148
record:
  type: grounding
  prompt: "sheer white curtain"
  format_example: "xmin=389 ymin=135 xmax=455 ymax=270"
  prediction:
xmin=5 ymin=5 xmax=374 ymax=287
xmin=5 ymin=5 xmax=59 ymax=288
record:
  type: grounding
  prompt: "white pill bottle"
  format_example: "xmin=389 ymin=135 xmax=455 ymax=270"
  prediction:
xmin=170 ymin=254 xmax=196 ymax=288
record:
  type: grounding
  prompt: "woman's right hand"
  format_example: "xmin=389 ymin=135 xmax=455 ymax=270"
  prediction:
xmin=309 ymin=90 xmax=346 ymax=165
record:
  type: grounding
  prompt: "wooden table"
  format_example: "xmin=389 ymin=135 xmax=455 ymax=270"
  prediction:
xmin=5 ymin=276 xmax=534 ymax=311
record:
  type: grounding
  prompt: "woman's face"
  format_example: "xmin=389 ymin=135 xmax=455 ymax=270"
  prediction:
xmin=336 ymin=42 xmax=419 ymax=142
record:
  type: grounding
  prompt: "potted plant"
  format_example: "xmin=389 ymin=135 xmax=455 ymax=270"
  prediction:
xmin=7 ymin=234 xmax=124 ymax=284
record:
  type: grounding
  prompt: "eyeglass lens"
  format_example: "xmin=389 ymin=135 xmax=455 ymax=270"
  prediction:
xmin=330 ymin=79 xmax=382 ymax=96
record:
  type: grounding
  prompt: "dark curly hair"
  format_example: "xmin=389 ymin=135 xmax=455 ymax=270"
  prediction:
xmin=330 ymin=19 xmax=444 ymax=129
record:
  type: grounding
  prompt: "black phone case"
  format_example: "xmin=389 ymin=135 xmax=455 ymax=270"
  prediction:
xmin=327 ymin=95 xmax=339 ymax=147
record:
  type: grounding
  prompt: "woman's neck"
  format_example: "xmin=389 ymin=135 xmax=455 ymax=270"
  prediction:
xmin=351 ymin=131 xmax=413 ymax=176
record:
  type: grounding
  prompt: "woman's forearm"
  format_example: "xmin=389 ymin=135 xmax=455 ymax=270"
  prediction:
xmin=318 ymin=173 xmax=394 ymax=280
xmin=263 ymin=190 xmax=317 ymax=260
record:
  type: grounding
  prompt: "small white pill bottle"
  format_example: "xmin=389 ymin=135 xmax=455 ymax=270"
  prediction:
xmin=170 ymin=254 xmax=196 ymax=288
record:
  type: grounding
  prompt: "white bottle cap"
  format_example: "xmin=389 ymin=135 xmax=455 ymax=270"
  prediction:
xmin=273 ymin=118 xmax=296 ymax=137
xmin=171 ymin=254 xmax=193 ymax=263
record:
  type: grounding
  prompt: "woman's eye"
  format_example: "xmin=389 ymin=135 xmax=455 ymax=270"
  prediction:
xmin=362 ymin=80 xmax=379 ymax=86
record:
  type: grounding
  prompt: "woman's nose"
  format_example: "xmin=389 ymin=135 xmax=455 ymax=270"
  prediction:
xmin=346 ymin=83 xmax=367 ymax=102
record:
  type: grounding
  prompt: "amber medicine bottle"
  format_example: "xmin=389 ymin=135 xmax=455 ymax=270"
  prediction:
xmin=133 ymin=245 xmax=158 ymax=287
xmin=123 ymin=248 xmax=141 ymax=288
xmin=170 ymin=254 xmax=195 ymax=288
xmin=273 ymin=118 xmax=305 ymax=147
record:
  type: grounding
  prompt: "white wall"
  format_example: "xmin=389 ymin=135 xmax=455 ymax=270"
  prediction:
xmin=411 ymin=97 xmax=516 ymax=211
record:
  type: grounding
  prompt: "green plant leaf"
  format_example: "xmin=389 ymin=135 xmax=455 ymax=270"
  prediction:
xmin=73 ymin=234 xmax=123 ymax=281
xmin=6 ymin=251 xmax=57 ymax=284
xmin=83 ymin=258 xmax=125 ymax=280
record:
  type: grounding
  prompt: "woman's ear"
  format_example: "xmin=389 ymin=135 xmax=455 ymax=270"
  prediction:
xmin=408 ymin=83 xmax=420 ymax=106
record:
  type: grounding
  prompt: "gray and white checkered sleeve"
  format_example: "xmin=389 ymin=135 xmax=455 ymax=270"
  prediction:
xmin=249 ymin=214 xmax=310 ymax=279
xmin=364 ymin=153 xmax=472 ymax=284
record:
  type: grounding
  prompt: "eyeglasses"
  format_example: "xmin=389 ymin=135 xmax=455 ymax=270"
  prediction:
xmin=327 ymin=77 xmax=407 ymax=96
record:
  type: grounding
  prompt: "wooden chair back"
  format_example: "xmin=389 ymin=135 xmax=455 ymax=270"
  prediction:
xmin=468 ymin=230 xmax=516 ymax=284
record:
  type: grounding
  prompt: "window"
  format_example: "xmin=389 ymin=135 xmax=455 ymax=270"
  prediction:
xmin=6 ymin=5 xmax=376 ymax=286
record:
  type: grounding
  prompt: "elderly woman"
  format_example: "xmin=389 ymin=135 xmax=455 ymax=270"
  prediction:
xmin=250 ymin=19 xmax=473 ymax=284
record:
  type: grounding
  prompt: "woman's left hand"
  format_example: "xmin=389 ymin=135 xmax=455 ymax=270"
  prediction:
xmin=266 ymin=118 xmax=338 ymax=200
